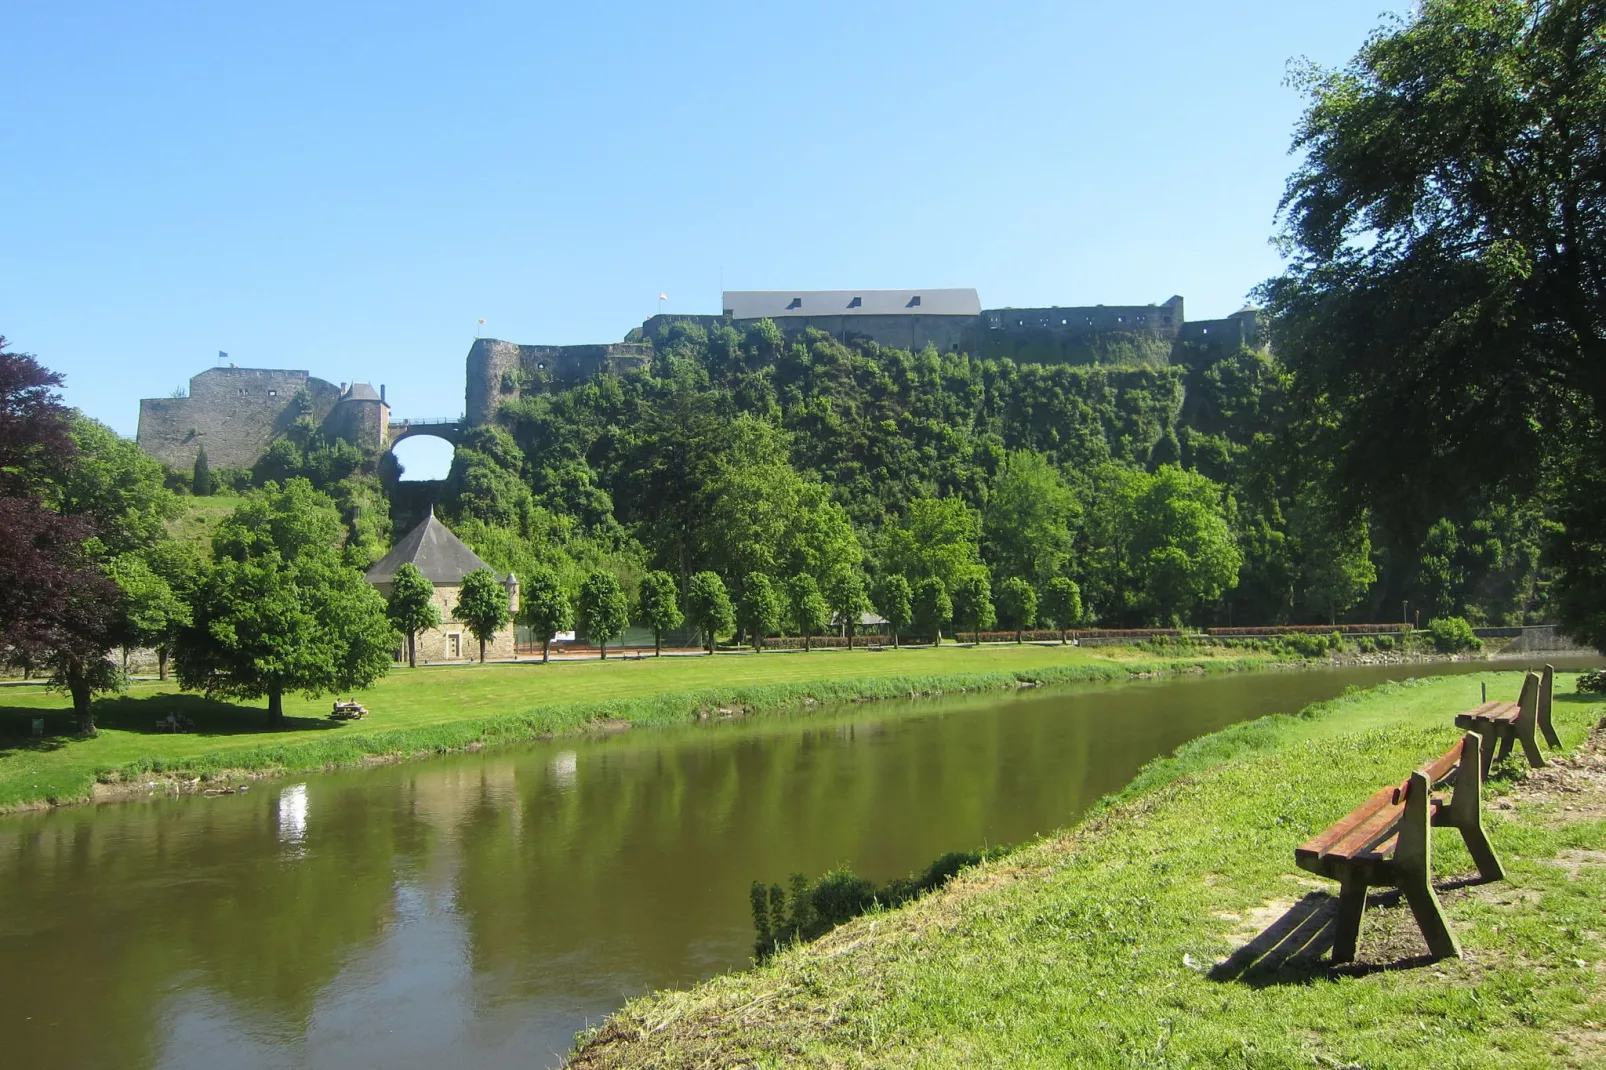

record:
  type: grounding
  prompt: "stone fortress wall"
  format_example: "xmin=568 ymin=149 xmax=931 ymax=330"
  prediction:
xmin=136 ymin=366 xmax=389 ymax=470
xmin=464 ymin=338 xmax=652 ymax=426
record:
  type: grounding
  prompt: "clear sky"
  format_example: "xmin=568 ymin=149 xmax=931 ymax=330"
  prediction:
xmin=2 ymin=1 xmax=1401 ymax=476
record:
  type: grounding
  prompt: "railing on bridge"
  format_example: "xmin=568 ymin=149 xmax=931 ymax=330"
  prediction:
xmin=392 ymin=416 xmax=463 ymax=426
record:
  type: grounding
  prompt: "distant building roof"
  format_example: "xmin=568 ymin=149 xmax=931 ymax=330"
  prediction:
xmin=343 ymin=382 xmax=382 ymax=402
xmin=723 ymin=289 xmax=981 ymax=320
xmin=365 ymin=513 xmax=493 ymax=587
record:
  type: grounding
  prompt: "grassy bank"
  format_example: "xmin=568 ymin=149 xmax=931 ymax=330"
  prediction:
xmin=570 ymin=672 xmax=1606 ymax=1069
xmin=0 ymin=643 xmax=1266 ymax=812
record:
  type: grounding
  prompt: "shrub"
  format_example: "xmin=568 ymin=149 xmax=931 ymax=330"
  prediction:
xmin=1356 ymin=637 xmax=1376 ymax=653
xmin=1427 ymin=616 xmax=1481 ymax=653
xmin=1282 ymin=633 xmax=1330 ymax=659
xmin=1577 ymin=669 xmax=1606 ymax=694
xmin=1375 ymin=634 xmax=1395 ymax=652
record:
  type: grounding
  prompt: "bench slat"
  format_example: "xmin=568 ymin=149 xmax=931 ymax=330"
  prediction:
xmin=1323 ymin=798 xmax=1407 ymax=860
xmin=1419 ymin=739 xmax=1465 ymax=785
xmin=1296 ymin=785 xmax=1398 ymax=857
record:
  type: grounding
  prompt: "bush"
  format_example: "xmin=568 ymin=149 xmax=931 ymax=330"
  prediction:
xmin=1281 ymin=633 xmax=1330 ymax=659
xmin=1375 ymin=634 xmax=1395 ymax=652
xmin=1577 ymin=669 xmax=1606 ymax=694
xmin=1427 ymin=616 xmax=1481 ymax=653
xmin=1356 ymin=637 xmax=1376 ymax=654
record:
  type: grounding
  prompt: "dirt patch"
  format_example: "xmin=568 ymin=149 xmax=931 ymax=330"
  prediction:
xmin=1507 ymin=721 xmax=1606 ymax=823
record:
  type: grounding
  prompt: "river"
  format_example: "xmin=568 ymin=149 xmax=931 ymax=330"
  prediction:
xmin=1 ymin=657 xmax=1593 ymax=1068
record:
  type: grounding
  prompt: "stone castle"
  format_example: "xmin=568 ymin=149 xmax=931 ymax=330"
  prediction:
xmin=136 ymin=288 xmax=1259 ymax=470
xmin=137 ymin=366 xmax=391 ymax=470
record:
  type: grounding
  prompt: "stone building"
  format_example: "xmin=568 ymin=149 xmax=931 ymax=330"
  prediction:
xmin=722 ymin=288 xmax=983 ymax=353
xmin=136 ymin=366 xmax=390 ymax=470
xmin=364 ymin=512 xmax=520 ymax=663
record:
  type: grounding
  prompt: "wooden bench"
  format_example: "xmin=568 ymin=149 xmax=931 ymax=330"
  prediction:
xmin=1455 ymin=667 xmax=1559 ymax=774
xmin=1295 ymin=730 xmax=1502 ymax=963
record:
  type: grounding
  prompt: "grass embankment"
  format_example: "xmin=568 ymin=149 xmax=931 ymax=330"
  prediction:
xmin=571 ymin=672 xmax=1606 ymax=1069
xmin=0 ymin=643 xmax=1265 ymax=812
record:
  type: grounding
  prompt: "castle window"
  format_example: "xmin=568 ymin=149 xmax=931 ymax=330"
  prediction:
xmin=847 ymin=296 xmax=862 ymax=308
xmin=1117 ymin=316 xmax=1125 ymax=324
xmin=786 ymin=297 xmax=802 ymax=310
xmin=906 ymin=295 xmax=922 ymax=308
xmin=267 ymin=390 xmax=277 ymax=397
xmin=537 ymin=362 xmax=546 ymax=369
xmin=1061 ymin=318 xmax=1068 ymax=325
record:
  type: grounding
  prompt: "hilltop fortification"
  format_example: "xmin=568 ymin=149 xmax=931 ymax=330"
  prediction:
xmin=464 ymin=338 xmax=651 ymax=426
xmin=137 ymin=366 xmax=390 ymax=470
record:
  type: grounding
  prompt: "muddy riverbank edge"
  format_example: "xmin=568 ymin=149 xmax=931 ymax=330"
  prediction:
xmin=567 ymin=672 xmax=1606 ymax=1069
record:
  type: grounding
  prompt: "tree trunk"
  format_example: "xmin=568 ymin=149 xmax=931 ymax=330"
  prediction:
xmin=1016 ymin=630 xmax=1022 ymax=644
xmin=1061 ymin=628 xmax=1067 ymax=645
xmin=892 ymin=628 xmax=899 ymax=649
xmin=804 ymin=633 xmax=811 ymax=651
xmin=267 ymin=687 xmax=284 ymax=727
xmin=542 ymin=637 xmax=551 ymax=663
xmin=70 ymin=673 xmax=94 ymax=736
xmin=846 ymin=626 xmax=854 ymax=651
xmin=158 ymin=648 xmax=169 ymax=680
xmin=600 ymin=641 xmax=608 ymax=660
xmin=407 ymin=631 xmax=417 ymax=668
xmin=655 ymin=632 xmax=662 ymax=657
xmin=478 ymin=637 xmax=486 ymax=663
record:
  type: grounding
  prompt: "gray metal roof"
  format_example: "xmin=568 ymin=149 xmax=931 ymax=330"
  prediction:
xmin=723 ymin=289 xmax=981 ymax=319
xmin=343 ymin=382 xmax=382 ymax=402
xmin=365 ymin=513 xmax=493 ymax=587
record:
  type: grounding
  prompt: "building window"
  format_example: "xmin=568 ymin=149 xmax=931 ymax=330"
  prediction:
xmin=847 ymin=296 xmax=862 ymax=308
xmin=786 ymin=297 xmax=802 ymax=310
xmin=267 ymin=390 xmax=277 ymax=397
xmin=906 ymin=295 xmax=922 ymax=308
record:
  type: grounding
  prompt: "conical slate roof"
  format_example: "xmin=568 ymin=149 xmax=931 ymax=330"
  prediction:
xmin=365 ymin=513 xmax=493 ymax=587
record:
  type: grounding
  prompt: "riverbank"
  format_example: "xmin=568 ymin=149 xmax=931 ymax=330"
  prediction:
xmin=0 ymin=643 xmax=1275 ymax=813
xmin=568 ymin=671 xmax=1606 ymax=1068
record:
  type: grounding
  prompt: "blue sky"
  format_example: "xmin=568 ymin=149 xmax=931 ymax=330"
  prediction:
xmin=2 ymin=1 xmax=1400 ymax=477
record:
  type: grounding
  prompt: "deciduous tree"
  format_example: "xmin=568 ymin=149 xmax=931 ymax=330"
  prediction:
xmin=787 ymin=573 xmax=830 ymax=651
xmin=455 ymin=568 xmax=511 ymax=663
xmin=912 ymin=577 xmax=951 ymax=645
xmin=577 ymin=570 xmax=630 ymax=659
xmin=995 ymin=577 xmax=1037 ymax=643
xmin=737 ymin=572 xmax=784 ymax=651
xmin=386 ymin=563 xmax=440 ymax=668
xmin=175 ymin=479 xmax=396 ymax=724
xmin=636 ymin=570 xmax=682 ymax=656
xmin=1042 ymin=577 xmax=1083 ymax=643
xmin=951 ymin=573 xmax=995 ymax=644
xmin=686 ymin=571 xmax=734 ymax=654
xmin=518 ymin=563 xmax=572 ymax=662
xmin=873 ymin=574 xmax=913 ymax=649
xmin=824 ymin=568 xmax=868 ymax=650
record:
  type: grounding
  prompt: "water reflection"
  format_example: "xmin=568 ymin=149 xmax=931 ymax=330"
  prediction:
xmin=0 ymin=659 xmax=1594 ymax=1069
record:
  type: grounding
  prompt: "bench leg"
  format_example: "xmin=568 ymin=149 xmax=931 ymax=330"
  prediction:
xmin=1332 ymin=872 xmax=1368 ymax=965
xmin=1515 ymin=671 xmax=1547 ymax=769
xmin=1492 ymin=733 xmax=1514 ymax=767
xmin=1448 ymin=733 xmax=1504 ymax=883
xmin=1539 ymin=665 xmax=1561 ymax=749
xmin=1400 ymin=874 xmax=1461 ymax=960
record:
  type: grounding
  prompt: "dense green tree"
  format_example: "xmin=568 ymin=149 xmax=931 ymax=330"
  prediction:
xmin=1262 ymin=0 xmax=1606 ymax=633
xmin=984 ymin=451 xmax=1077 ymax=586
xmin=1291 ymin=497 xmax=1377 ymax=625
xmin=174 ymin=479 xmax=396 ymax=724
xmin=1125 ymin=466 xmax=1242 ymax=625
xmin=873 ymin=574 xmax=913 ymax=649
xmin=107 ymin=552 xmax=187 ymax=671
xmin=686 ymin=571 xmax=734 ymax=654
xmin=518 ymin=563 xmax=572 ymax=663
xmin=192 ymin=446 xmax=213 ymax=496
xmin=912 ymin=577 xmax=951 ymax=645
xmin=636 ymin=570 xmax=682 ymax=656
xmin=736 ymin=572 xmax=784 ymax=651
xmin=56 ymin=414 xmax=181 ymax=556
xmin=995 ymin=576 xmax=1037 ymax=643
xmin=386 ymin=563 xmax=440 ymax=668
xmin=824 ymin=568 xmax=868 ymax=650
xmin=577 ymin=570 xmax=630 ymax=659
xmin=1042 ymin=577 xmax=1083 ymax=642
xmin=786 ymin=573 xmax=831 ymax=651
xmin=881 ymin=497 xmax=985 ymax=593
xmin=454 ymin=568 xmax=510 ymax=663
xmin=951 ymin=573 xmax=995 ymax=644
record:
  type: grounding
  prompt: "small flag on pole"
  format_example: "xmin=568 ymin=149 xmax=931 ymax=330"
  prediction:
xmin=218 ymin=351 xmax=228 ymax=360
xmin=658 ymin=293 xmax=668 ymax=302
xmin=477 ymin=318 xmax=486 ymax=325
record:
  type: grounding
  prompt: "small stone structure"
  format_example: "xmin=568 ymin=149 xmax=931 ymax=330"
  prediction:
xmin=136 ymin=366 xmax=390 ymax=470
xmin=364 ymin=512 xmax=519 ymax=663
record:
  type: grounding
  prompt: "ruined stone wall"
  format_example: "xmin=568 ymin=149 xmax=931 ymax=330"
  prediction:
xmin=136 ymin=367 xmax=341 ymax=469
xmin=742 ymin=313 xmax=978 ymax=354
xmin=465 ymin=338 xmax=652 ymax=425
xmin=1176 ymin=308 xmax=1261 ymax=349
xmin=325 ymin=398 xmax=390 ymax=452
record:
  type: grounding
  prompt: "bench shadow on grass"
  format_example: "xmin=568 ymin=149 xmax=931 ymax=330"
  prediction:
xmin=0 ymin=693 xmax=340 ymax=759
xmin=1210 ymin=876 xmax=1494 ymax=986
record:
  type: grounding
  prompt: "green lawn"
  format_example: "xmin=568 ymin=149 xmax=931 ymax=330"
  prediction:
xmin=166 ymin=491 xmax=249 ymax=552
xmin=570 ymin=671 xmax=1606 ymax=1069
xmin=0 ymin=642 xmax=1254 ymax=812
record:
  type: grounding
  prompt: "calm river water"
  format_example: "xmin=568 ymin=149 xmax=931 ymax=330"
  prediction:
xmin=2 ymin=657 xmax=1595 ymax=1068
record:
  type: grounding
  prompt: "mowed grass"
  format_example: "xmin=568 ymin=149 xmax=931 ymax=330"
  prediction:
xmin=0 ymin=642 xmax=1261 ymax=812
xmin=570 ymin=672 xmax=1606 ymax=1069
xmin=166 ymin=491 xmax=249 ymax=552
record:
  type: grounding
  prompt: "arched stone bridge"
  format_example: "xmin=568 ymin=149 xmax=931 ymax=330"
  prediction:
xmin=386 ymin=417 xmax=464 ymax=448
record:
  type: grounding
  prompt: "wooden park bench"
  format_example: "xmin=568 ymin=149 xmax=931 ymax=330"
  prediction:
xmin=1454 ymin=667 xmax=1560 ymax=775
xmin=1295 ymin=729 xmax=1503 ymax=963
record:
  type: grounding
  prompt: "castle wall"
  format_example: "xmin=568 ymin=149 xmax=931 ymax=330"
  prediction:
xmin=326 ymin=397 xmax=390 ymax=452
xmin=136 ymin=367 xmax=341 ymax=469
xmin=1176 ymin=308 xmax=1260 ymax=348
xmin=465 ymin=339 xmax=652 ymax=425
